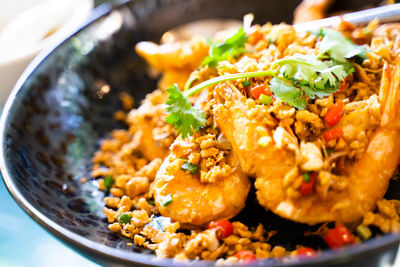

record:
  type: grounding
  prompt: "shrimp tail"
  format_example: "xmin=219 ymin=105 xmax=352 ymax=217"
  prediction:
xmin=213 ymin=83 xmax=260 ymax=174
xmin=337 ymin=60 xmax=400 ymax=222
xmin=380 ymin=60 xmax=400 ymax=128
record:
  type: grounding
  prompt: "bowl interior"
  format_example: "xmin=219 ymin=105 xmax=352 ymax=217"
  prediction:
xmin=1 ymin=0 xmax=398 ymax=266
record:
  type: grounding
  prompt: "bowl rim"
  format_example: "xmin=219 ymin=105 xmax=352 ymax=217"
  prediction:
xmin=0 ymin=1 xmax=399 ymax=266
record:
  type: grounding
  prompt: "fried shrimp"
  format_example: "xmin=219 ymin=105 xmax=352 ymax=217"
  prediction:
xmin=293 ymin=0 xmax=334 ymax=24
xmin=126 ymin=90 xmax=175 ymax=161
xmin=151 ymin=133 xmax=251 ymax=226
xmin=214 ymin=63 xmax=400 ymax=224
xmin=135 ymin=37 xmax=209 ymax=71
xmin=135 ymin=38 xmax=209 ymax=89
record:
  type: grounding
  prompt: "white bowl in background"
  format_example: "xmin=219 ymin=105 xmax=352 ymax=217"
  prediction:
xmin=0 ymin=0 xmax=94 ymax=106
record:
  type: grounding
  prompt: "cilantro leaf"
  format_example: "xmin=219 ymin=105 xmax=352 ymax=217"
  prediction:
xmin=202 ymin=27 xmax=248 ymax=67
xmin=318 ymin=28 xmax=369 ymax=63
xmin=338 ymin=59 xmax=355 ymax=75
xmin=165 ymin=84 xmax=207 ymax=138
xmin=270 ymin=78 xmax=307 ymax=110
xmin=300 ymin=83 xmax=336 ymax=99
xmin=272 ymin=54 xmax=346 ymax=99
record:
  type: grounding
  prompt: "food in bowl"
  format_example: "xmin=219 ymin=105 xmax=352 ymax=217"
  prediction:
xmin=91 ymin=9 xmax=400 ymax=263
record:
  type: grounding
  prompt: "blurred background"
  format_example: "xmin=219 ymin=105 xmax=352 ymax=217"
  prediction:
xmin=0 ymin=0 xmax=394 ymax=107
xmin=0 ymin=0 xmax=399 ymax=267
xmin=0 ymin=0 xmax=125 ymax=107
xmin=0 ymin=2 xmax=114 ymax=267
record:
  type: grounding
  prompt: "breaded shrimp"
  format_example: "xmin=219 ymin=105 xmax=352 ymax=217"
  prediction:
xmin=151 ymin=135 xmax=251 ymax=226
xmin=213 ymin=61 xmax=400 ymax=224
xmin=126 ymin=90 xmax=175 ymax=161
xmin=293 ymin=0 xmax=334 ymax=24
xmin=135 ymin=37 xmax=209 ymax=71
xmin=135 ymin=37 xmax=209 ymax=89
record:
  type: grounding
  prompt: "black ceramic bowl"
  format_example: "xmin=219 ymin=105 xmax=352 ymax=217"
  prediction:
xmin=1 ymin=0 xmax=399 ymax=266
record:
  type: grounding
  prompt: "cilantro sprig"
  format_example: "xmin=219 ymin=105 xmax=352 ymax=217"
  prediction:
xmin=272 ymin=54 xmax=347 ymax=99
xmin=165 ymin=84 xmax=206 ymax=138
xmin=166 ymin=70 xmax=278 ymax=137
xmin=167 ymin=54 xmax=348 ymax=135
xmin=165 ymin=28 xmax=369 ymax=137
xmin=317 ymin=28 xmax=368 ymax=63
xmin=201 ymin=27 xmax=248 ymax=67
xmin=273 ymin=54 xmax=347 ymax=88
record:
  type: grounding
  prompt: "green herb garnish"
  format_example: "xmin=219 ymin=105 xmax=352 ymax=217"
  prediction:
xmin=258 ymin=94 xmax=272 ymax=105
xmin=317 ymin=28 xmax=369 ymax=63
xmin=322 ymin=148 xmax=334 ymax=158
xmin=303 ymin=172 xmax=311 ymax=182
xmin=355 ymin=224 xmax=372 ymax=240
xmin=161 ymin=194 xmax=173 ymax=207
xmin=184 ymin=74 xmax=198 ymax=91
xmin=326 ymin=148 xmax=334 ymax=156
xmin=242 ymin=79 xmax=251 ymax=87
xmin=166 ymin=29 xmax=363 ymax=138
xmin=184 ymin=69 xmax=277 ymax=97
xmin=308 ymin=28 xmax=324 ymax=38
xmin=272 ymin=54 xmax=347 ymax=96
xmin=119 ymin=213 xmax=132 ymax=224
xmin=268 ymin=38 xmax=275 ymax=44
xmin=201 ymin=27 xmax=248 ymax=67
xmin=181 ymin=161 xmax=200 ymax=174
xmin=165 ymin=84 xmax=207 ymax=138
xmin=165 ymin=71 xmax=276 ymax=137
xmin=270 ymin=78 xmax=307 ymax=110
xmin=104 ymin=175 xmax=114 ymax=190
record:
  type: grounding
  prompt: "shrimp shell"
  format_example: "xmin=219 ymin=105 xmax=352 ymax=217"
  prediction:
xmin=213 ymin=61 xmax=400 ymax=224
xmin=151 ymin=139 xmax=251 ymax=226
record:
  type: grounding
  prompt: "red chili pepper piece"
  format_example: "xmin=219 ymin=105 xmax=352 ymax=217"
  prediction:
xmin=324 ymin=225 xmax=355 ymax=249
xmin=297 ymin=246 xmax=316 ymax=257
xmin=323 ymin=128 xmax=344 ymax=142
xmin=300 ymin=172 xmax=317 ymax=196
xmin=250 ymin=84 xmax=272 ymax=100
xmin=208 ymin=219 xmax=234 ymax=239
xmin=335 ymin=78 xmax=346 ymax=94
xmin=233 ymin=250 xmax=256 ymax=262
xmin=325 ymin=101 xmax=344 ymax=126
